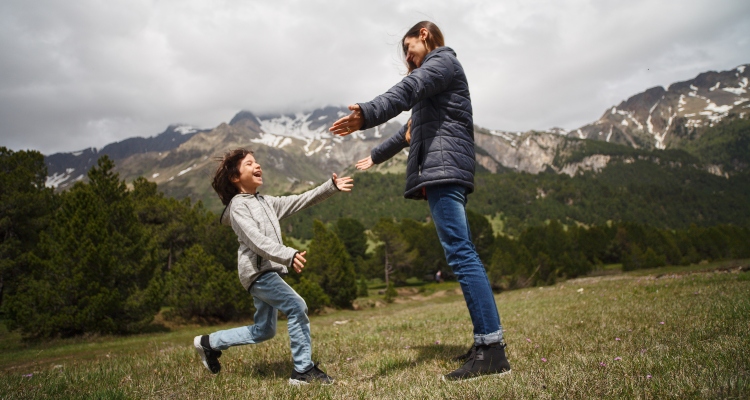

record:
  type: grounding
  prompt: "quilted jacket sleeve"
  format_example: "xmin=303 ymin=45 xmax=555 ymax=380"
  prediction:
xmin=371 ymin=123 xmax=409 ymax=164
xmin=358 ymin=50 xmax=456 ymax=130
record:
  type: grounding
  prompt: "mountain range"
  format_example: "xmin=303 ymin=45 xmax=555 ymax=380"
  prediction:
xmin=44 ymin=64 xmax=750 ymax=212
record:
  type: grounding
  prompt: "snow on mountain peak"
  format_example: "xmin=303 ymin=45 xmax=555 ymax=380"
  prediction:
xmin=722 ymin=77 xmax=748 ymax=95
xmin=251 ymin=132 xmax=294 ymax=149
xmin=259 ymin=112 xmax=330 ymax=141
xmin=174 ymin=125 xmax=198 ymax=135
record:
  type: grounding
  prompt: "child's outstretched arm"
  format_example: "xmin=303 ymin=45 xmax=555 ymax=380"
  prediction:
xmin=268 ymin=173 xmax=353 ymax=220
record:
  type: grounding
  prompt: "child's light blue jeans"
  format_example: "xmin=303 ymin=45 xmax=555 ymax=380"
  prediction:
xmin=208 ymin=272 xmax=313 ymax=373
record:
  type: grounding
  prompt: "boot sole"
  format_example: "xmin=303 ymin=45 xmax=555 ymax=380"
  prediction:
xmin=442 ymin=369 xmax=511 ymax=382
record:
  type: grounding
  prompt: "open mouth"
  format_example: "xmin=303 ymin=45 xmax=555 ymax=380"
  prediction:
xmin=253 ymin=171 xmax=262 ymax=178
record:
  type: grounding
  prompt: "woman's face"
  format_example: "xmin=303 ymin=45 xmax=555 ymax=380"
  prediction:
xmin=403 ymin=34 xmax=430 ymax=69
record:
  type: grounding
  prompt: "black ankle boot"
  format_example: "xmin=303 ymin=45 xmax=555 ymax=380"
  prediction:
xmin=451 ymin=344 xmax=476 ymax=362
xmin=443 ymin=342 xmax=511 ymax=381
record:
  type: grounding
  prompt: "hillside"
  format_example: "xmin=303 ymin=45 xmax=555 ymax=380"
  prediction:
xmin=2 ymin=264 xmax=748 ymax=398
xmin=284 ymin=119 xmax=750 ymax=239
xmin=41 ymin=64 xmax=750 ymax=215
xmin=571 ymin=64 xmax=749 ymax=151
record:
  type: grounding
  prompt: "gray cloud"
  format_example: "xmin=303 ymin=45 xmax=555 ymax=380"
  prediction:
xmin=1 ymin=0 xmax=749 ymax=154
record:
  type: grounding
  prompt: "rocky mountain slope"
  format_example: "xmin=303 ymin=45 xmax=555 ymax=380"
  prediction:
xmin=43 ymin=64 xmax=749 ymax=210
xmin=569 ymin=64 xmax=749 ymax=149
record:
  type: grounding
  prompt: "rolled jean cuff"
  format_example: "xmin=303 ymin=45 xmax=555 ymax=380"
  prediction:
xmin=474 ymin=329 xmax=503 ymax=346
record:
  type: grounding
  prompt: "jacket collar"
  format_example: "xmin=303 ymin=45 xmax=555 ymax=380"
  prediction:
xmin=219 ymin=192 xmax=262 ymax=225
xmin=422 ymin=46 xmax=456 ymax=64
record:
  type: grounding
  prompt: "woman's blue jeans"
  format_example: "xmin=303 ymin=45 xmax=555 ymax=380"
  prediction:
xmin=208 ymin=272 xmax=313 ymax=373
xmin=426 ymin=184 xmax=503 ymax=345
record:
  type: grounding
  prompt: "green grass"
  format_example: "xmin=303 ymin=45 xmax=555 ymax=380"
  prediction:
xmin=2 ymin=264 xmax=749 ymax=399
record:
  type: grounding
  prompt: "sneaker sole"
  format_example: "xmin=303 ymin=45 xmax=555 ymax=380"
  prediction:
xmin=288 ymin=378 xmax=335 ymax=386
xmin=442 ymin=369 xmax=511 ymax=383
xmin=193 ymin=336 xmax=219 ymax=374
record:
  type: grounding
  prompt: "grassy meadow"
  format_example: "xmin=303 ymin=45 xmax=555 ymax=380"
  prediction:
xmin=1 ymin=260 xmax=749 ymax=399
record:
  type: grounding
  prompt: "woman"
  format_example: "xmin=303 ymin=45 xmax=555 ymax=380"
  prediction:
xmin=330 ymin=21 xmax=511 ymax=381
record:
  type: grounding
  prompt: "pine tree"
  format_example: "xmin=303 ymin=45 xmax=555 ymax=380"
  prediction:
xmin=398 ymin=219 xmax=447 ymax=281
xmin=466 ymin=208 xmax=495 ymax=263
xmin=334 ymin=217 xmax=368 ymax=261
xmin=357 ymin=277 xmax=369 ymax=298
xmin=164 ymin=244 xmax=254 ymax=321
xmin=370 ymin=218 xmax=417 ymax=285
xmin=292 ymin=277 xmax=330 ymax=314
xmin=132 ymin=177 xmax=236 ymax=274
xmin=3 ymin=156 xmax=162 ymax=338
xmin=0 ymin=148 xmax=54 ymax=309
xmin=384 ymin=282 xmax=397 ymax=303
xmin=306 ymin=220 xmax=357 ymax=308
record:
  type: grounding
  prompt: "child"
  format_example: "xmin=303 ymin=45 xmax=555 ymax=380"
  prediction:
xmin=193 ymin=148 xmax=353 ymax=385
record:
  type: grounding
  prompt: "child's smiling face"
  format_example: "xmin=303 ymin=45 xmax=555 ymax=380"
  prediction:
xmin=231 ymin=153 xmax=263 ymax=193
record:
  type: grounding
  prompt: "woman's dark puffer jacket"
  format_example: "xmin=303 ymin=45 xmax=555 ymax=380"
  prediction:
xmin=359 ymin=46 xmax=474 ymax=200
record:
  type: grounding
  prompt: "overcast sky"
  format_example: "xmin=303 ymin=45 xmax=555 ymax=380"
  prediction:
xmin=1 ymin=0 xmax=749 ymax=155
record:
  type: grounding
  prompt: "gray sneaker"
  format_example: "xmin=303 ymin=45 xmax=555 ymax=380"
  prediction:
xmin=193 ymin=335 xmax=222 ymax=374
xmin=289 ymin=363 xmax=334 ymax=385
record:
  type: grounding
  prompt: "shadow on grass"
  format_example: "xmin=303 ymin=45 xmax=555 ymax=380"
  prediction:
xmin=241 ymin=359 xmax=293 ymax=381
xmin=376 ymin=343 xmax=466 ymax=377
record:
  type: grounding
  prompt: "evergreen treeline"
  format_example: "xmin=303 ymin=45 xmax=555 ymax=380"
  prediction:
xmin=283 ymin=118 xmax=750 ymax=239
xmin=2 ymin=144 xmax=749 ymax=340
xmin=680 ymin=117 xmax=750 ymax=173
xmin=1 ymin=152 xmax=254 ymax=339
xmin=0 ymin=149 xmax=365 ymax=339
xmin=352 ymin=214 xmax=750 ymax=290
xmin=282 ymin=155 xmax=750 ymax=239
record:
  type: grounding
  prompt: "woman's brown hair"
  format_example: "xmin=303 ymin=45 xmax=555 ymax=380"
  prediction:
xmin=402 ymin=21 xmax=445 ymax=73
xmin=212 ymin=148 xmax=254 ymax=206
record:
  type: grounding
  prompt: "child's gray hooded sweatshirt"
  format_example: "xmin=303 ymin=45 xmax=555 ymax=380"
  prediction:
xmin=220 ymin=178 xmax=339 ymax=290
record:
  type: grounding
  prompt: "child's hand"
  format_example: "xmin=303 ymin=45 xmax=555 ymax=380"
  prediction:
xmin=332 ymin=173 xmax=354 ymax=192
xmin=293 ymin=251 xmax=307 ymax=273
xmin=355 ymin=156 xmax=374 ymax=171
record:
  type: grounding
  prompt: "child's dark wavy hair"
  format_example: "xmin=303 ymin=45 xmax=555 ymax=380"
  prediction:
xmin=212 ymin=148 xmax=254 ymax=206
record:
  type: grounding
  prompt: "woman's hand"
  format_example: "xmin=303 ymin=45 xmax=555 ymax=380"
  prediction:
xmin=355 ymin=156 xmax=374 ymax=171
xmin=332 ymin=173 xmax=354 ymax=191
xmin=330 ymin=104 xmax=363 ymax=136
xmin=292 ymin=251 xmax=307 ymax=273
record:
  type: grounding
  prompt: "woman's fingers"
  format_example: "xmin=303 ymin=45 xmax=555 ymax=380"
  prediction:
xmin=356 ymin=156 xmax=374 ymax=170
xmin=330 ymin=104 xmax=363 ymax=136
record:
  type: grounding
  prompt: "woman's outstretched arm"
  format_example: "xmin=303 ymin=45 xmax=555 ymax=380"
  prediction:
xmin=330 ymin=51 xmax=455 ymax=136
